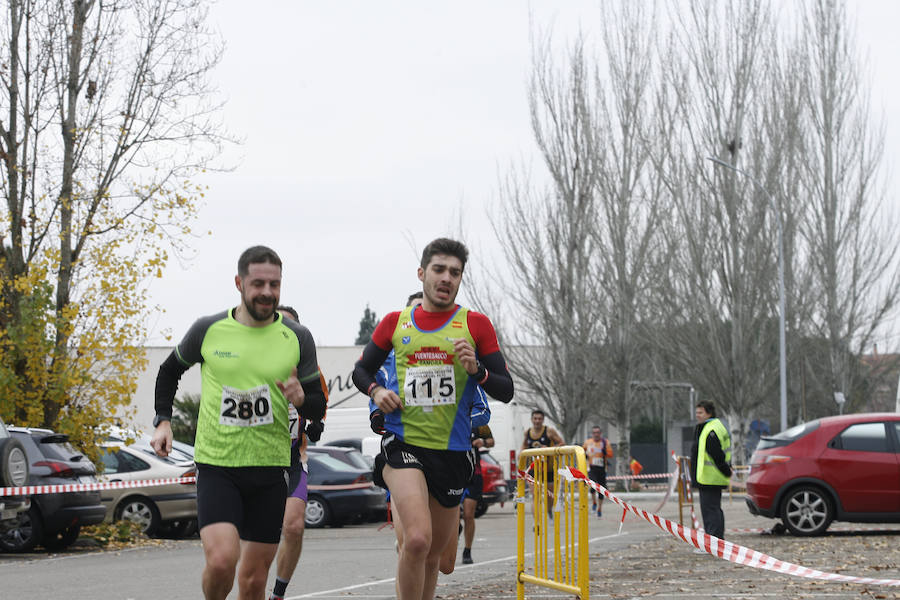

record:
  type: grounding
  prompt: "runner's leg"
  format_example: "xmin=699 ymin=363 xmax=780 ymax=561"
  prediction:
xmin=423 ymin=496 xmax=462 ymax=600
xmin=462 ymin=496 xmax=477 ymax=562
xmin=272 ymin=496 xmax=306 ymax=597
xmin=438 ymin=506 xmax=459 ymax=574
xmin=383 ymin=465 xmax=432 ymax=600
xmin=199 ymin=522 xmax=241 ymax=600
xmin=237 ymin=540 xmax=279 ymax=600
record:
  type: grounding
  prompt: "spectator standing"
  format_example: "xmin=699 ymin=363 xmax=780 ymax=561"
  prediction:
xmin=690 ymin=401 xmax=733 ymax=539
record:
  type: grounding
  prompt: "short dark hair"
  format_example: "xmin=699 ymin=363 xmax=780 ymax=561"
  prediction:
xmin=531 ymin=409 xmax=545 ymax=418
xmin=592 ymin=425 xmax=601 ymax=432
xmin=238 ymin=246 xmax=282 ymax=277
xmin=420 ymin=237 xmax=468 ymax=270
xmin=696 ymin=401 xmax=716 ymax=417
xmin=406 ymin=291 xmax=423 ymax=306
xmin=277 ymin=305 xmax=299 ymax=321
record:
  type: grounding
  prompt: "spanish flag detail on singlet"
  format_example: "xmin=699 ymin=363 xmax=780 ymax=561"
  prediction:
xmin=382 ymin=305 xmax=480 ymax=451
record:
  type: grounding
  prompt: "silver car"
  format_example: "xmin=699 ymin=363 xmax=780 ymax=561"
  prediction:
xmin=98 ymin=442 xmax=197 ymax=536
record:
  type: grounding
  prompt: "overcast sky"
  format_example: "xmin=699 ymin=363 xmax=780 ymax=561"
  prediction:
xmin=146 ymin=1 xmax=900 ymax=351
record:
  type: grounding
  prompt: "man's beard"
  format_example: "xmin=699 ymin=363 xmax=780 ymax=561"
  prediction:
xmin=244 ymin=296 xmax=276 ymax=322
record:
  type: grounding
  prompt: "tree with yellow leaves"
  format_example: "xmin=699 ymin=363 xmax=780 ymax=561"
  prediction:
xmin=0 ymin=0 xmax=226 ymax=452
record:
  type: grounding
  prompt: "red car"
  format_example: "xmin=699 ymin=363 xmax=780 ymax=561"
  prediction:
xmin=475 ymin=450 xmax=508 ymax=517
xmin=746 ymin=413 xmax=900 ymax=536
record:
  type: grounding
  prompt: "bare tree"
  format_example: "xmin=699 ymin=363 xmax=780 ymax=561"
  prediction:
xmin=650 ymin=0 xmax=798 ymax=459
xmin=796 ymin=0 xmax=900 ymax=412
xmin=476 ymin=6 xmax=664 ymax=464
xmin=486 ymin=35 xmax=607 ymax=444
xmin=0 ymin=0 xmax=225 ymax=446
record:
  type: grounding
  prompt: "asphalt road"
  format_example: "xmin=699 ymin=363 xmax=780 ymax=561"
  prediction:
xmin=4 ymin=494 xmax=900 ymax=599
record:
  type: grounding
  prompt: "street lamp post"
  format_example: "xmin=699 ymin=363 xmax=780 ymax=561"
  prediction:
xmin=707 ymin=157 xmax=788 ymax=432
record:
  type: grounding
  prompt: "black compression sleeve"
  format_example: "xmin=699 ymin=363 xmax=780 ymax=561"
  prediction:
xmin=479 ymin=351 xmax=514 ymax=403
xmin=155 ymin=351 xmax=190 ymax=419
xmin=299 ymin=379 xmax=327 ymax=421
xmin=352 ymin=341 xmax=391 ymax=394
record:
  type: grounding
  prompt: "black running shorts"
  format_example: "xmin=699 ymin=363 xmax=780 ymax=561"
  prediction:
xmin=196 ymin=463 xmax=289 ymax=544
xmin=464 ymin=474 xmax=484 ymax=502
xmin=374 ymin=433 xmax=474 ymax=508
xmin=588 ymin=465 xmax=607 ymax=488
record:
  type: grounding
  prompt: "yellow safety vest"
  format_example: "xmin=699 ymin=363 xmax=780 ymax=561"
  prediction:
xmin=696 ymin=418 xmax=731 ymax=486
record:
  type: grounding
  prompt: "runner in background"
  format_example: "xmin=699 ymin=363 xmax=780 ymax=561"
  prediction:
xmin=269 ymin=305 xmax=329 ymax=600
xmin=461 ymin=423 xmax=494 ymax=564
xmin=583 ymin=426 xmax=613 ymax=517
xmin=629 ymin=456 xmax=644 ymax=491
xmin=521 ymin=409 xmax=564 ymax=518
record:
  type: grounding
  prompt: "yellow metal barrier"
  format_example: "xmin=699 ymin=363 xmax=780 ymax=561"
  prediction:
xmin=516 ymin=445 xmax=589 ymax=600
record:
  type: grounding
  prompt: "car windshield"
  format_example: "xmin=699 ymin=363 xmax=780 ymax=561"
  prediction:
xmin=309 ymin=452 xmax=359 ymax=472
xmin=756 ymin=420 xmax=820 ymax=450
xmin=480 ymin=452 xmax=499 ymax=466
xmin=337 ymin=450 xmax=371 ymax=470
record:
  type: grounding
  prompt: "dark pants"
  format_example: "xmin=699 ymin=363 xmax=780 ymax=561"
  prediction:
xmin=698 ymin=486 xmax=724 ymax=539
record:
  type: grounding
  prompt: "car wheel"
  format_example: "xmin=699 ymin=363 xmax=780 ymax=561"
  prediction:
xmin=781 ymin=485 xmax=833 ymax=536
xmin=116 ymin=496 xmax=161 ymax=536
xmin=0 ymin=437 xmax=29 ymax=487
xmin=474 ymin=499 xmax=488 ymax=519
xmin=0 ymin=505 xmax=43 ymax=552
xmin=42 ymin=524 xmax=81 ymax=551
xmin=304 ymin=495 xmax=330 ymax=528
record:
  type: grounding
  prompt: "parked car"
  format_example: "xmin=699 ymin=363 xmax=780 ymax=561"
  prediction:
xmin=311 ymin=444 xmax=374 ymax=471
xmin=745 ymin=412 xmax=900 ymax=536
xmin=305 ymin=447 xmax=386 ymax=528
xmin=1 ymin=427 xmax=106 ymax=552
xmin=0 ymin=418 xmax=30 ymax=531
xmin=475 ymin=450 xmax=508 ymax=518
xmin=98 ymin=441 xmax=197 ymax=537
xmin=325 ymin=437 xmax=380 ymax=468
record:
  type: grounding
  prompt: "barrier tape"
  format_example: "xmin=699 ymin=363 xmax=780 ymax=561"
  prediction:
xmin=607 ymin=471 xmax=676 ymax=481
xmin=0 ymin=476 xmax=375 ymax=496
xmin=552 ymin=466 xmax=900 ymax=587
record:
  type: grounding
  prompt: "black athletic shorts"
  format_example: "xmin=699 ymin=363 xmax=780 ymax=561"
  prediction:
xmin=588 ymin=465 xmax=607 ymax=489
xmin=374 ymin=433 xmax=474 ymax=508
xmin=196 ymin=463 xmax=289 ymax=544
xmin=464 ymin=474 xmax=484 ymax=502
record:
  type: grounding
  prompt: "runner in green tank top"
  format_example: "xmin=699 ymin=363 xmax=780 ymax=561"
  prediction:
xmin=151 ymin=246 xmax=326 ymax=600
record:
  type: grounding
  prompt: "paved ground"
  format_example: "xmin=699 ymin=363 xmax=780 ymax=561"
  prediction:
xmin=440 ymin=493 xmax=900 ymax=599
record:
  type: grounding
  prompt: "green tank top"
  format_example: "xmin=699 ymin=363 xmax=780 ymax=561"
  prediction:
xmin=390 ymin=305 xmax=476 ymax=449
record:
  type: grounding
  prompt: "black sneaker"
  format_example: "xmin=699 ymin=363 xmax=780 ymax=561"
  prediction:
xmin=462 ymin=548 xmax=473 ymax=564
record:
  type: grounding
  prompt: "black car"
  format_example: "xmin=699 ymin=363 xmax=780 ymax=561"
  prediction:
xmin=1 ymin=427 xmax=107 ymax=552
xmin=305 ymin=447 xmax=386 ymax=528
xmin=0 ymin=418 xmax=30 ymax=531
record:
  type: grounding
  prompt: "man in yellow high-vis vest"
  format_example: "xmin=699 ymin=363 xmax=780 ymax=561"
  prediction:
xmin=690 ymin=401 xmax=733 ymax=539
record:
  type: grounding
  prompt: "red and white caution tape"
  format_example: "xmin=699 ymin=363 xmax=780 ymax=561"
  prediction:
xmin=555 ymin=466 xmax=900 ymax=586
xmin=0 ymin=477 xmax=196 ymax=496
xmin=0 ymin=477 xmax=375 ymax=496
xmin=607 ymin=471 xmax=676 ymax=481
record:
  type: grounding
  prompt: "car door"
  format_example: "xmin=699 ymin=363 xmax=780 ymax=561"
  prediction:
xmin=818 ymin=421 xmax=900 ymax=514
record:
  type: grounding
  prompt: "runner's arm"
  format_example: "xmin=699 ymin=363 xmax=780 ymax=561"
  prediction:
xmin=154 ymin=350 xmax=190 ymax=420
xmin=477 ymin=350 xmax=514 ymax=403
xmin=466 ymin=312 xmax=514 ymax=402
xmin=549 ymin=427 xmax=565 ymax=446
xmin=153 ymin=316 xmax=211 ymax=420
xmin=352 ymin=340 xmax=392 ymax=395
xmin=352 ymin=313 xmax=397 ymax=395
